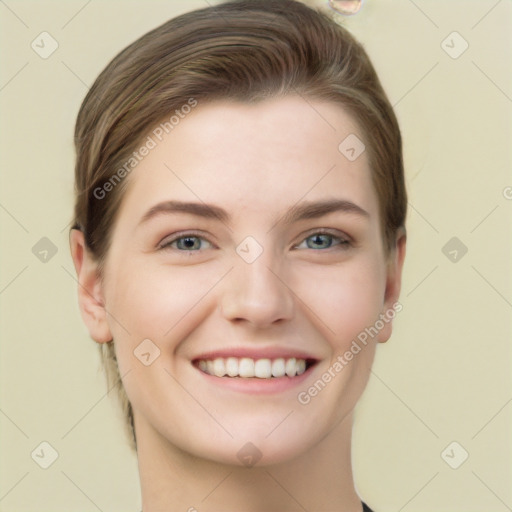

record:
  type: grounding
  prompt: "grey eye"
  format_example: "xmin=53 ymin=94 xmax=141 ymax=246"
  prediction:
xmin=307 ymin=234 xmax=338 ymax=249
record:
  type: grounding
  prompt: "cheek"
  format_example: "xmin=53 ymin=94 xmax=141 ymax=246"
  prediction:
xmin=291 ymin=256 xmax=386 ymax=348
xmin=103 ymin=260 xmax=227 ymax=350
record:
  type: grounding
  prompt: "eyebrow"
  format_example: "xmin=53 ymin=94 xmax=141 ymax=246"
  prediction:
xmin=138 ymin=198 xmax=369 ymax=227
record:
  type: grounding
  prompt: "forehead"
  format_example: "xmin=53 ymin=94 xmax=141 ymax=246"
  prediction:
xmin=116 ymin=95 xmax=378 ymax=226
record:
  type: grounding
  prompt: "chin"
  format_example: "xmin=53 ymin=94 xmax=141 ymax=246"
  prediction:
xmin=190 ymin=421 xmax=325 ymax=468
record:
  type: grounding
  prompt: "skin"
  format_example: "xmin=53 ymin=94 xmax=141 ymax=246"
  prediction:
xmin=71 ymin=95 xmax=406 ymax=512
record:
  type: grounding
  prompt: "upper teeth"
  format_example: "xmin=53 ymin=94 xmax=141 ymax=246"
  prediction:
xmin=198 ymin=357 xmax=307 ymax=378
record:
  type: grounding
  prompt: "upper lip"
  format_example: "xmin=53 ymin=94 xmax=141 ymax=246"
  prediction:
xmin=192 ymin=347 xmax=320 ymax=362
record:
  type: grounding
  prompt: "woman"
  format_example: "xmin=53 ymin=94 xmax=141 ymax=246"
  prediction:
xmin=69 ymin=0 xmax=407 ymax=510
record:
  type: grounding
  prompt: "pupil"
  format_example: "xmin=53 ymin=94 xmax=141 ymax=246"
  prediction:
xmin=312 ymin=234 xmax=329 ymax=248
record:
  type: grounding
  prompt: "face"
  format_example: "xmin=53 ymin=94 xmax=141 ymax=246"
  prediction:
xmin=76 ymin=95 xmax=404 ymax=465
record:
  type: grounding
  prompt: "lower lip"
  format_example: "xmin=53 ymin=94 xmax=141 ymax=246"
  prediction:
xmin=193 ymin=363 xmax=317 ymax=395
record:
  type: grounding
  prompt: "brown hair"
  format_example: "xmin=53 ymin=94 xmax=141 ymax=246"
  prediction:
xmin=72 ymin=0 xmax=407 ymax=450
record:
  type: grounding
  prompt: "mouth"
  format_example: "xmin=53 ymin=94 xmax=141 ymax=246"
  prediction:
xmin=193 ymin=356 xmax=317 ymax=379
xmin=191 ymin=355 xmax=319 ymax=394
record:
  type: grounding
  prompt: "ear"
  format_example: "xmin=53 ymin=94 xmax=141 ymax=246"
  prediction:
xmin=377 ymin=228 xmax=407 ymax=343
xmin=69 ymin=229 xmax=113 ymax=343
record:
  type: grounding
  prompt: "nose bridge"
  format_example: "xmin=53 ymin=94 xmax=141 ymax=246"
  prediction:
xmin=220 ymin=247 xmax=294 ymax=327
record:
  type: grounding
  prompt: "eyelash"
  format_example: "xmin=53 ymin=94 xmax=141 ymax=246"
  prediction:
xmin=158 ymin=229 xmax=351 ymax=252
xmin=158 ymin=231 xmax=214 ymax=252
xmin=294 ymin=229 xmax=351 ymax=251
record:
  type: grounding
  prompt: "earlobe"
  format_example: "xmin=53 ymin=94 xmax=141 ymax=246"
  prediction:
xmin=378 ymin=229 xmax=407 ymax=343
xmin=69 ymin=229 xmax=113 ymax=343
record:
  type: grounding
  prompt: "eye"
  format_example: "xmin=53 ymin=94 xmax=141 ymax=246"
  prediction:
xmin=295 ymin=231 xmax=350 ymax=250
xmin=159 ymin=233 xmax=213 ymax=251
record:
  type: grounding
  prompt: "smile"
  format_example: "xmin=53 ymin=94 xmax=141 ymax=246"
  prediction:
xmin=196 ymin=357 xmax=315 ymax=379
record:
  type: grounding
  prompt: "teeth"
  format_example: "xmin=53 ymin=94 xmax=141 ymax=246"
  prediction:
xmin=239 ymin=358 xmax=255 ymax=378
xmin=226 ymin=357 xmax=239 ymax=377
xmin=285 ymin=357 xmax=297 ymax=377
xmin=254 ymin=359 xmax=271 ymax=378
xmin=213 ymin=358 xmax=226 ymax=377
xmin=271 ymin=358 xmax=286 ymax=377
xmin=197 ymin=357 xmax=309 ymax=378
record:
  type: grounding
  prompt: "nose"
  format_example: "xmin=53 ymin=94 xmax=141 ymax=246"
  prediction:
xmin=220 ymin=255 xmax=294 ymax=328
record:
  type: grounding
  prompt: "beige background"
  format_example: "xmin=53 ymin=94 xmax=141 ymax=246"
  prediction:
xmin=0 ymin=1 xmax=511 ymax=511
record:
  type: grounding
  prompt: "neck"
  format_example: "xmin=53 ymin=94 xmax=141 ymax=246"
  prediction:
xmin=135 ymin=412 xmax=363 ymax=512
